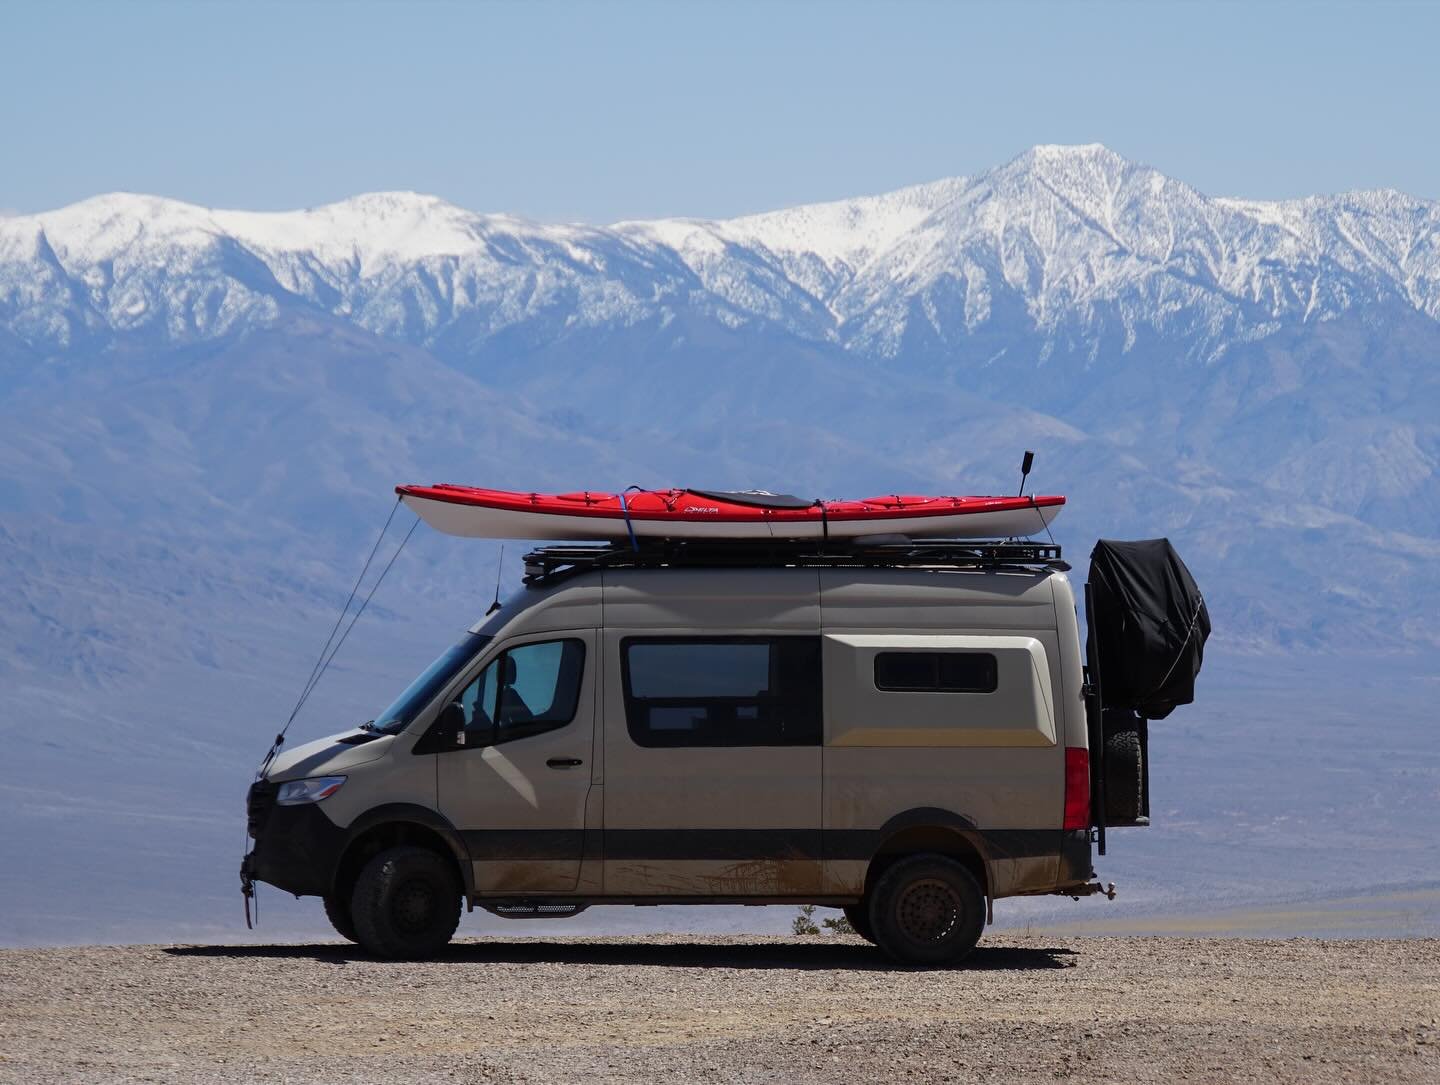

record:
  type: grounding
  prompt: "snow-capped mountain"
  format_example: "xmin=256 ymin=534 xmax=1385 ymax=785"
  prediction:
xmin=3 ymin=143 xmax=1438 ymax=585
xmin=3 ymin=144 xmax=1440 ymax=945
xmin=2 ymin=140 xmax=1437 ymax=655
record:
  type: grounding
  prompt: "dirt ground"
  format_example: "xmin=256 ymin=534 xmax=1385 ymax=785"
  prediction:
xmin=1 ymin=934 xmax=1436 ymax=1084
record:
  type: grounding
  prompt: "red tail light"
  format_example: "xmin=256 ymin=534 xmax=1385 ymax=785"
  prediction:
xmin=1063 ymin=747 xmax=1091 ymax=830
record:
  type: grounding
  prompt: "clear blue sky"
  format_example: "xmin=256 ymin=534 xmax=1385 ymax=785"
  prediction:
xmin=3 ymin=0 xmax=1436 ymax=221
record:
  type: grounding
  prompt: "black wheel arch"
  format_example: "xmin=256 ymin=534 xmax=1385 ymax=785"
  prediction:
xmin=332 ymin=804 xmax=473 ymax=905
xmin=861 ymin=807 xmax=991 ymax=902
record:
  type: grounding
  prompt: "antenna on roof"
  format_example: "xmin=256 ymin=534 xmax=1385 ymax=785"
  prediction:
xmin=486 ymin=545 xmax=505 ymax=615
xmin=1017 ymin=450 xmax=1035 ymax=497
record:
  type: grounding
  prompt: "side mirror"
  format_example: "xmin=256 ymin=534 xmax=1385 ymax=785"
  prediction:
xmin=412 ymin=703 xmax=475 ymax=756
xmin=436 ymin=702 xmax=468 ymax=747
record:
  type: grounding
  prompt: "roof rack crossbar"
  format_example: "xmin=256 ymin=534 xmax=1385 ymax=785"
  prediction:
xmin=521 ymin=538 xmax=1065 ymax=585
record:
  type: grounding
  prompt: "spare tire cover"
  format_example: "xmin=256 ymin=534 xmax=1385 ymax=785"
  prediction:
xmin=1088 ymin=538 xmax=1210 ymax=720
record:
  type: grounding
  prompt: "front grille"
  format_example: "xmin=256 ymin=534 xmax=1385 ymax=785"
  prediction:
xmin=246 ymin=781 xmax=278 ymax=839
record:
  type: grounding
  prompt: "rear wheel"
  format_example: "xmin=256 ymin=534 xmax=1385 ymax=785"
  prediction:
xmin=322 ymin=893 xmax=359 ymax=943
xmin=842 ymin=904 xmax=876 ymax=944
xmin=350 ymin=845 xmax=461 ymax=960
xmin=868 ymin=854 xmax=984 ymax=966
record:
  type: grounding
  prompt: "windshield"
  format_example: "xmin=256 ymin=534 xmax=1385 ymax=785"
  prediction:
xmin=373 ymin=633 xmax=492 ymax=734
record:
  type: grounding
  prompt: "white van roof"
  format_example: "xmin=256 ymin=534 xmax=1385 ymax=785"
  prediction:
xmin=471 ymin=562 xmax=1071 ymax=640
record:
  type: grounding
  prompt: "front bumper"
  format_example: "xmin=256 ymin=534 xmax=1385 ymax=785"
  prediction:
xmin=243 ymin=781 xmax=347 ymax=897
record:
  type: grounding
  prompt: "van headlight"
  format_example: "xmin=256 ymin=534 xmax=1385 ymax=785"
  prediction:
xmin=275 ymin=776 xmax=346 ymax=805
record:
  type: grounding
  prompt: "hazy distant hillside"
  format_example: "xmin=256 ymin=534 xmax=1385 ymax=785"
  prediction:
xmin=1 ymin=145 xmax=1437 ymax=945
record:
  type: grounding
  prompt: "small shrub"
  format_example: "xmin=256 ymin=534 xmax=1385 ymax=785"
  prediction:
xmin=791 ymin=904 xmax=820 ymax=935
xmin=793 ymin=905 xmax=856 ymax=936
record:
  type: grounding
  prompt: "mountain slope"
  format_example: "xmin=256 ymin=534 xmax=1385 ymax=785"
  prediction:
xmin=3 ymin=145 xmax=1437 ymax=544
xmin=1 ymin=143 xmax=1436 ymax=670
xmin=2 ymin=145 xmax=1439 ymax=945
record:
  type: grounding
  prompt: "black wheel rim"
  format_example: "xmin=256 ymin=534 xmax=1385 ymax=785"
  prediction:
xmin=392 ymin=878 xmax=438 ymax=934
xmin=896 ymin=878 xmax=962 ymax=943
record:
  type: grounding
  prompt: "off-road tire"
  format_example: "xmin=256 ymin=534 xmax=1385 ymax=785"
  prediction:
xmin=843 ymin=904 xmax=877 ymax=944
xmin=868 ymin=854 xmax=985 ymax=966
xmin=1103 ymin=726 xmax=1144 ymax=824
xmin=350 ymin=845 xmax=461 ymax=960
xmin=322 ymin=893 xmax=359 ymax=943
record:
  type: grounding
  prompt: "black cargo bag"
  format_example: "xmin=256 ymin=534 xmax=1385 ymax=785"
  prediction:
xmin=1087 ymin=539 xmax=1210 ymax=720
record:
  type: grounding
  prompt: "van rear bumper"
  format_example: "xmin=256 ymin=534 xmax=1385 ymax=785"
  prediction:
xmin=1057 ymin=828 xmax=1094 ymax=886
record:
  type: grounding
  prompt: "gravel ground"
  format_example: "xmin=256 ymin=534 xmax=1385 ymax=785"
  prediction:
xmin=1 ymin=934 xmax=1437 ymax=1083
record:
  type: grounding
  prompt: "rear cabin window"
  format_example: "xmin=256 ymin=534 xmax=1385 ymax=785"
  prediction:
xmin=874 ymin=651 xmax=998 ymax=693
xmin=621 ymin=637 xmax=822 ymax=747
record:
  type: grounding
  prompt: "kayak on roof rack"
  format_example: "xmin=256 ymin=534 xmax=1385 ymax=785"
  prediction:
xmin=395 ymin=483 xmax=1064 ymax=541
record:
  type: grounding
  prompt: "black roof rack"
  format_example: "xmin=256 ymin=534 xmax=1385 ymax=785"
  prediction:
xmin=522 ymin=538 xmax=1066 ymax=585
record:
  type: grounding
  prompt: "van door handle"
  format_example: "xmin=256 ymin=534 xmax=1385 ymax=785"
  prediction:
xmin=546 ymin=757 xmax=584 ymax=768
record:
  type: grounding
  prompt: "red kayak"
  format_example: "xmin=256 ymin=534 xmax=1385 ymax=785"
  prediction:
xmin=397 ymin=484 xmax=1063 ymax=541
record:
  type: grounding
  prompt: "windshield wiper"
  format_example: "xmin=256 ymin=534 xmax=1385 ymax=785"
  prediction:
xmin=357 ymin=720 xmax=383 ymax=734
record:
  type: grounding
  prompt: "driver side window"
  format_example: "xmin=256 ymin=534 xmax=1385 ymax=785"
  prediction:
xmin=453 ymin=639 xmax=586 ymax=747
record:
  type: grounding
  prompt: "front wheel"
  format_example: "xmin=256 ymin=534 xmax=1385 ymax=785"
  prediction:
xmin=323 ymin=893 xmax=359 ymax=943
xmin=843 ymin=904 xmax=877 ymax=944
xmin=868 ymin=854 xmax=985 ymax=966
xmin=350 ymin=845 xmax=461 ymax=960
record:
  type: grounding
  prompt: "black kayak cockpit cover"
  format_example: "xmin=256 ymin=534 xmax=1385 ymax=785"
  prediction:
xmin=687 ymin=489 xmax=817 ymax=509
xmin=1088 ymin=538 xmax=1210 ymax=720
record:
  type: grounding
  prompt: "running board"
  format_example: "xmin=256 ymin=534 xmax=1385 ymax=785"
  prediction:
xmin=480 ymin=901 xmax=590 ymax=919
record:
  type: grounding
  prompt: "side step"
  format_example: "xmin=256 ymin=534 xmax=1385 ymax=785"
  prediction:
xmin=480 ymin=901 xmax=590 ymax=919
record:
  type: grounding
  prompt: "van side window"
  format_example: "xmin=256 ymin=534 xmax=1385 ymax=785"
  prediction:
xmin=454 ymin=639 xmax=586 ymax=746
xmin=621 ymin=637 xmax=821 ymax=748
xmin=874 ymin=651 xmax=998 ymax=693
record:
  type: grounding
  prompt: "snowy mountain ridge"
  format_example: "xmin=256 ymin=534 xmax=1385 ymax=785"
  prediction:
xmin=4 ymin=144 xmax=1439 ymax=360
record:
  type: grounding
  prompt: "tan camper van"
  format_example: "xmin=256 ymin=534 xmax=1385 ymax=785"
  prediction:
xmin=244 ymin=539 xmax=1205 ymax=964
